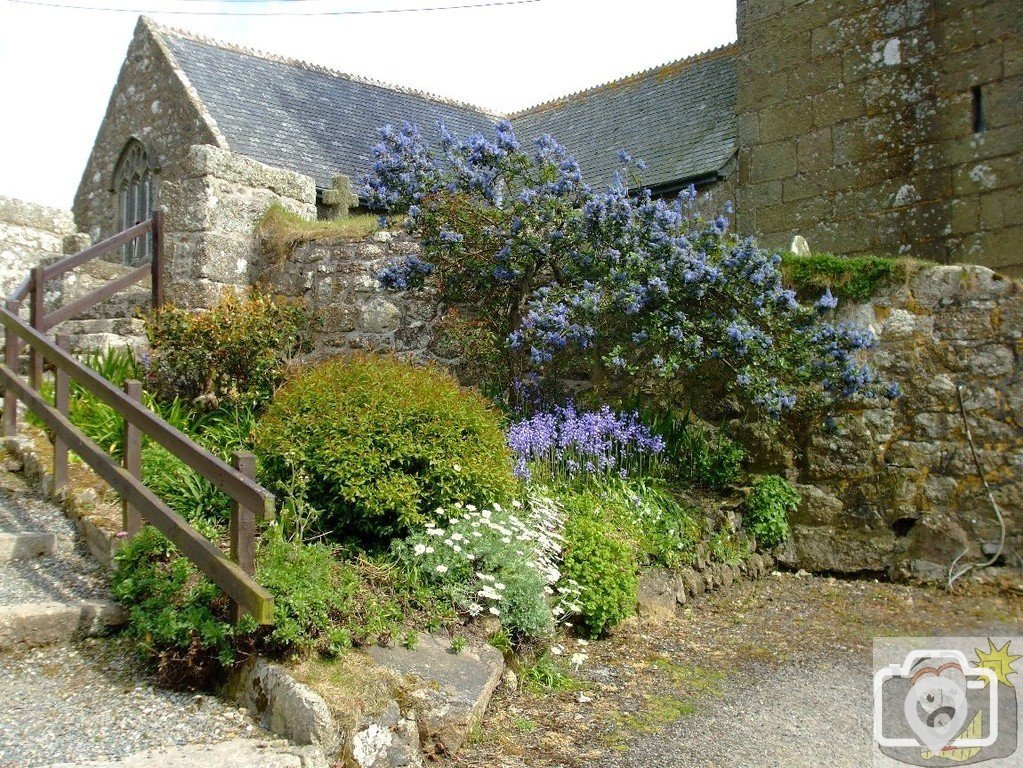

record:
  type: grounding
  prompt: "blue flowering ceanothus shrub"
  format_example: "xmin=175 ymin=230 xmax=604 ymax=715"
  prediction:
xmin=363 ymin=121 xmax=893 ymax=422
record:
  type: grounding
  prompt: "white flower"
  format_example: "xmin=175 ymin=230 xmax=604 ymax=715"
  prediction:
xmin=577 ymin=693 xmax=593 ymax=704
xmin=413 ymin=544 xmax=427 ymax=556
xmin=466 ymin=503 xmax=477 ymax=512
xmin=494 ymin=582 xmax=506 ymax=591
xmin=452 ymin=544 xmax=462 ymax=553
xmin=550 ymin=644 xmax=564 ymax=656
xmin=451 ymin=532 xmax=465 ymax=542
xmin=453 ymin=464 xmax=462 ymax=472
xmin=512 ymin=499 xmax=522 ymax=508
xmin=492 ymin=502 xmax=503 ymax=511
xmin=488 ymin=606 xmax=500 ymax=616
xmin=576 ymin=639 xmax=589 ymax=646
xmin=435 ymin=564 xmax=449 ymax=574
xmin=427 ymin=528 xmax=444 ymax=537
xmin=425 ymin=546 xmax=435 ymax=554
xmin=570 ymin=652 xmax=588 ymax=669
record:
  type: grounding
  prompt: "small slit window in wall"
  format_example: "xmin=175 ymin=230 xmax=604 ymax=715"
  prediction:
xmin=971 ymin=85 xmax=986 ymax=134
xmin=112 ymin=137 xmax=158 ymax=266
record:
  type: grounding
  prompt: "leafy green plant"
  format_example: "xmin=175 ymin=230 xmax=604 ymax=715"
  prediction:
xmin=449 ymin=636 xmax=466 ymax=654
xmin=742 ymin=475 xmax=800 ymax=548
xmin=781 ymin=252 xmax=910 ymax=303
xmin=254 ymin=353 xmax=516 ymax=543
xmin=521 ymin=653 xmax=578 ymax=693
xmin=144 ymin=291 xmax=312 ymax=412
xmin=393 ymin=500 xmax=555 ymax=641
xmin=672 ymin=421 xmax=745 ymax=491
xmin=561 ymin=504 xmax=638 ymax=639
xmin=111 ymin=526 xmax=242 ymax=689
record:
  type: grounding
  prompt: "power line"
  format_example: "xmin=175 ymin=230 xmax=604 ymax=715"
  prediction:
xmin=1 ymin=0 xmax=541 ymax=15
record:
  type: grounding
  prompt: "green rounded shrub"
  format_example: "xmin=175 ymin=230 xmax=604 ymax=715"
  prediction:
xmin=742 ymin=474 xmax=800 ymax=548
xmin=254 ymin=353 xmax=516 ymax=542
xmin=562 ymin=506 xmax=638 ymax=639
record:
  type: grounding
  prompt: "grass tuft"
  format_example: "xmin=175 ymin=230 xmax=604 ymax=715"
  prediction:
xmin=781 ymin=252 xmax=926 ymax=303
xmin=256 ymin=204 xmax=381 ymax=263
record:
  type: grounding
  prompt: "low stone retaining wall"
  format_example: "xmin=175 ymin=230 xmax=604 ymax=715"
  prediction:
xmin=784 ymin=264 xmax=1021 ymax=580
xmin=257 ymin=231 xmax=442 ymax=360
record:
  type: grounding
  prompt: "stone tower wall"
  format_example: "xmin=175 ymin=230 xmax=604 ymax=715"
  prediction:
xmin=734 ymin=0 xmax=1023 ymax=276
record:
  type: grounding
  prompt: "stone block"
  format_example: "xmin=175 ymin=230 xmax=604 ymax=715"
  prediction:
xmin=183 ymin=144 xmax=316 ymax=203
xmin=367 ymin=635 xmax=503 ymax=759
xmin=790 ymin=484 xmax=844 ymax=526
xmin=350 ymin=701 xmax=423 ymax=768
xmin=636 ymin=568 xmax=681 ymax=623
xmin=749 ymin=140 xmax=798 ymax=183
xmin=813 ymin=86 xmax=864 ymax=128
xmin=777 ymin=525 xmax=897 ymax=573
xmin=359 ymin=297 xmax=401 ymax=334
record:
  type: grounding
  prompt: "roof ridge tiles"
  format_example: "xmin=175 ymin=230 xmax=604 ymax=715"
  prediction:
xmin=145 ymin=16 xmax=503 ymax=120
xmin=507 ymin=41 xmax=738 ymax=118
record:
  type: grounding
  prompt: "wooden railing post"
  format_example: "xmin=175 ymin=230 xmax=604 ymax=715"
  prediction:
xmin=29 ymin=266 xmax=44 ymax=390
xmin=3 ymin=300 xmax=21 ymax=437
xmin=230 ymin=449 xmax=256 ymax=622
xmin=151 ymin=210 xmax=164 ymax=311
xmin=122 ymin=379 xmax=143 ymax=536
xmin=52 ymin=333 xmax=71 ymax=497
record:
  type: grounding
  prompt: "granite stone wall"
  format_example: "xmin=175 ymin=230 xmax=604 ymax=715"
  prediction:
xmin=161 ymin=145 xmax=316 ymax=308
xmin=781 ymin=264 xmax=1022 ymax=578
xmin=264 ymin=234 xmax=1021 ymax=579
xmin=735 ymin=0 xmax=1023 ymax=276
xmin=257 ymin=232 xmax=441 ymax=359
xmin=0 ymin=196 xmax=81 ymax=298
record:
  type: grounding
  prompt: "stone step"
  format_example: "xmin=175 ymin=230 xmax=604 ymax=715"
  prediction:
xmin=68 ymin=332 xmax=147 ymax=355
xmin=0 ymin=531 xmax=73 ymax=564
xmin=0 ymin=600 xmax=127 ymax=650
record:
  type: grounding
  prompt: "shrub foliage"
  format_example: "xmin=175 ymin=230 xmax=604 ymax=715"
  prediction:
xmin=144 ymin=291 xmax=312 ymax=412
xmin=255 ymin=353 xmax=516 ymax=542
xmin=742 ymin=474 xmax=800 ymax=548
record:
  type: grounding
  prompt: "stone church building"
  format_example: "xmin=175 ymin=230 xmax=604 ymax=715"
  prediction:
xmin=62 ymin=0 xmax=1020 ymax=313
xmin=0 ymin=0 xmax=1020 ymax=578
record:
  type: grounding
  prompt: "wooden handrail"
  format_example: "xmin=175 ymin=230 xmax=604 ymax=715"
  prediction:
xmin=2 ymin=215 xmax=276 ymax=624
xmin=42 ymin=219 xmax=152 ymax=281
xmin=0 ymin=363 xmax=273 ymax=624
xmin=0 ymin=309 xmax=275 ymax=521
xmin=42 ymin=264 xmax=150 ymax=331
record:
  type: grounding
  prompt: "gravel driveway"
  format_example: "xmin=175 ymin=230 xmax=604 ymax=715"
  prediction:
xmin=457 ymin=572 xmax=1022 ymax=768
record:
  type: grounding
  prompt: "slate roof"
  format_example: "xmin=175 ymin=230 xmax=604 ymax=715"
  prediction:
xmin=510 ymin=47 xmax=738 ymax=192
xmin=161 ymin=27 xmax=498 ymax=190
xmin=157 ymin=23 xmax=737 ymax=195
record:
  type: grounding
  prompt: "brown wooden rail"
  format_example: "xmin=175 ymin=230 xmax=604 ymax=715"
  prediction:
xmin=1 ymin=215 xmax=274 ymax=624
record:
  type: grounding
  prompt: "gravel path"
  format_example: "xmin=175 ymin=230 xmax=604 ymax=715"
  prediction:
xmin=596 ymin=653 xmax=873 ymax=768
xmin=0 ymin=467 xmax=293 ymax=767
xmin=0 ymin=551 xmax=109 ymax=606
xmin=0 ymin=641 xmax=267 ymax=767
xmin=458 ymin=572 xmax=1022 ymax=768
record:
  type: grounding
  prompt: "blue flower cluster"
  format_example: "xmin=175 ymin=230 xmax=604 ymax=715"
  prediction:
xmin=378 ymin=255 xmax=435 ymax=290
xmin=507 ymin=404 xmax=665 ymax=481
xmin=361 ymin=118 xmax=893 ymax=419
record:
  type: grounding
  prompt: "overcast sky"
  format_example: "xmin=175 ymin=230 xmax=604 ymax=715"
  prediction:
xmin=0 ymin=0 xmax=736 ymax=210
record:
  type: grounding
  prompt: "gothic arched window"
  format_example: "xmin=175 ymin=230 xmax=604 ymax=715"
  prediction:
xmin=113 ymin=138 xmax=157 ymax=265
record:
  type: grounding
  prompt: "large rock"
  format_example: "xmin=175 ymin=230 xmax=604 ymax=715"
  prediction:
xmin=349 ymin=701 xmax=423 ymax=768
xmin=636 ymin=567 xmax=681 ymax=623
xmin=232 ymin=660 xmax=341 ymax=757
xmin=367 ymin=634 xmax=504 ymax=759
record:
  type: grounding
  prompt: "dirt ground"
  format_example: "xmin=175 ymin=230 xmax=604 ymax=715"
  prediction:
xmin=453 ymin=571 xmax=1022 ymax=768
